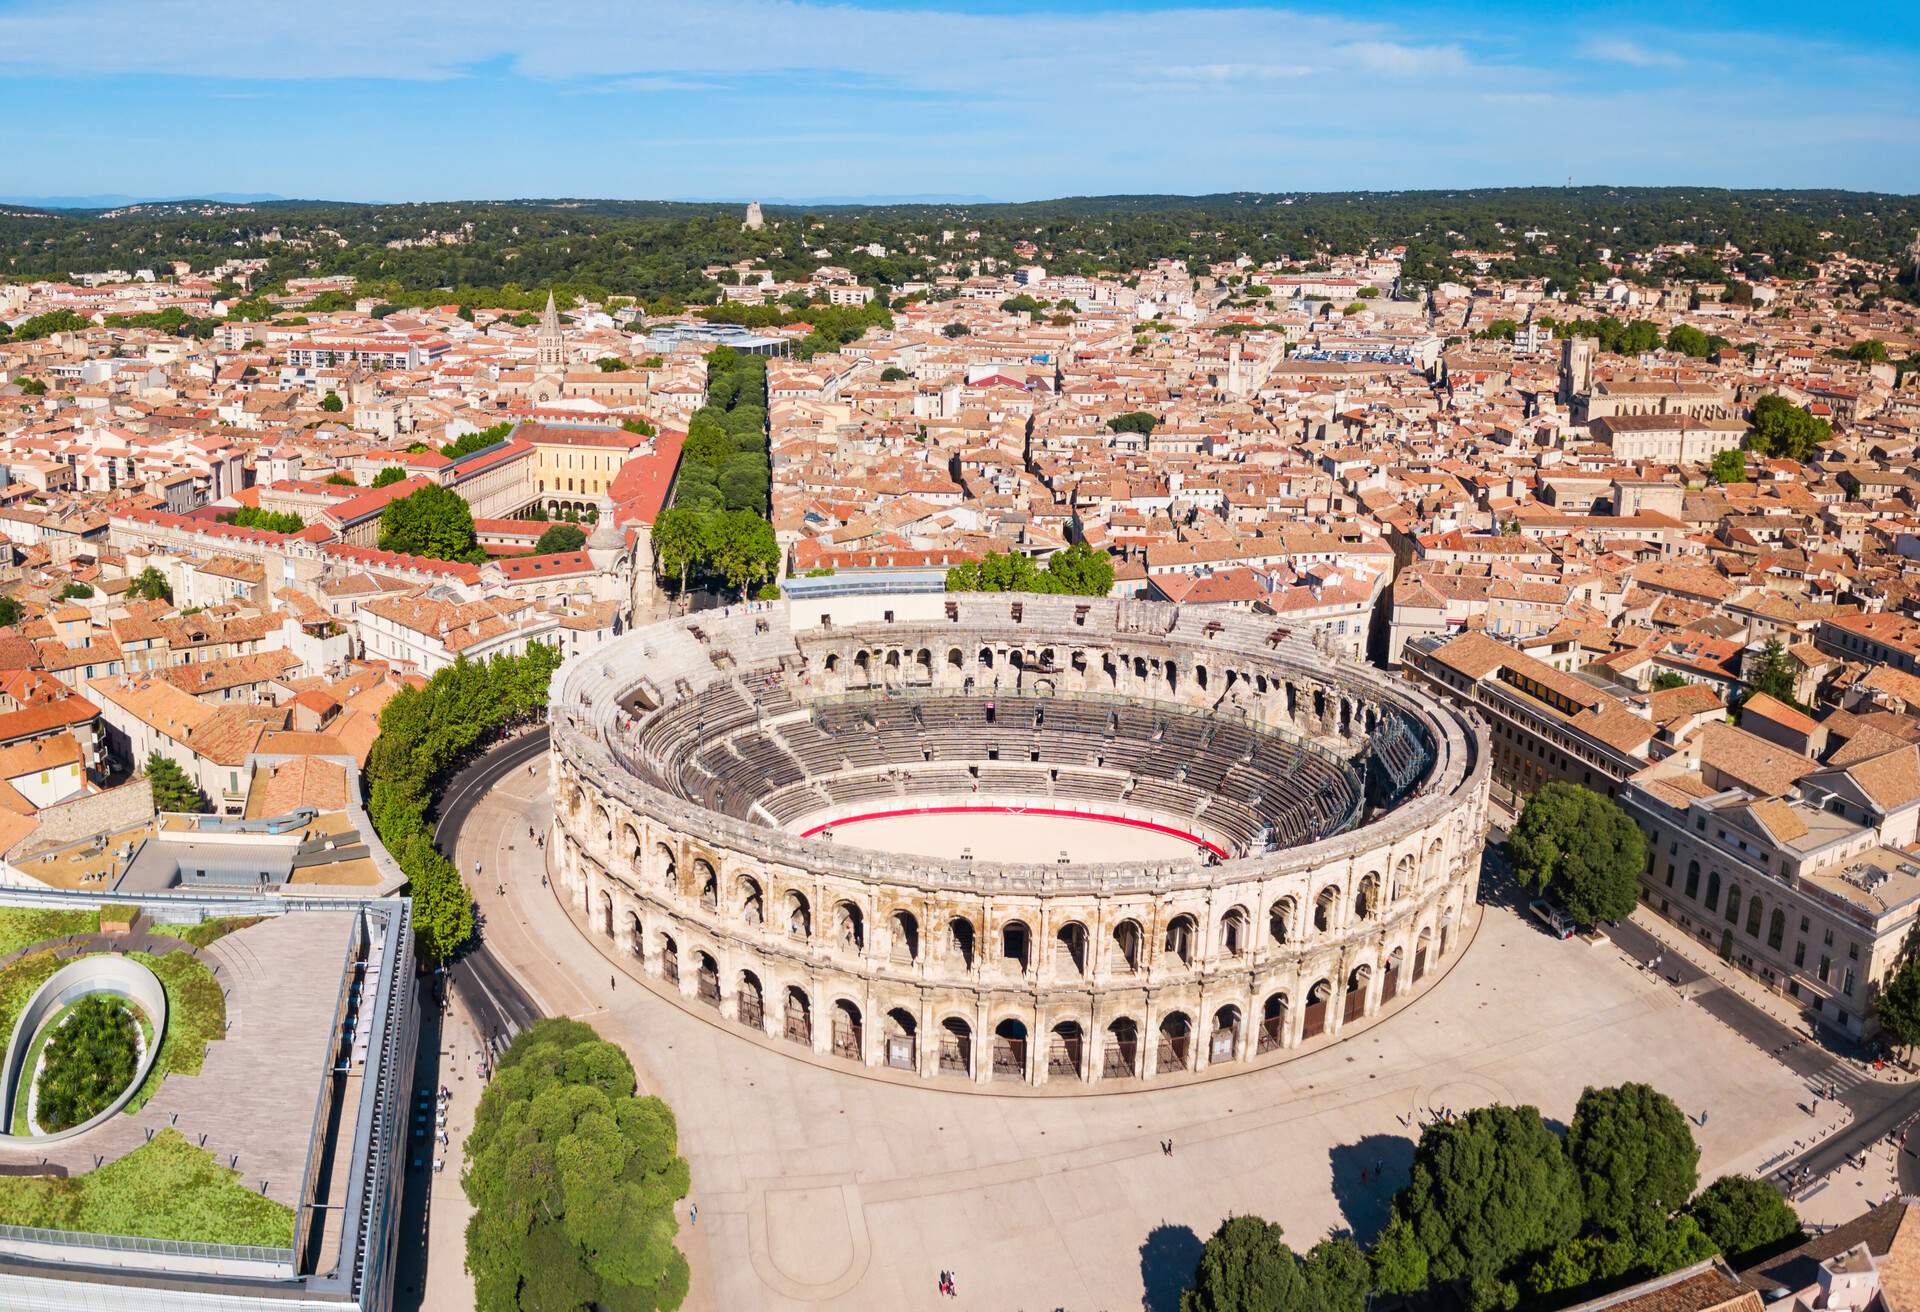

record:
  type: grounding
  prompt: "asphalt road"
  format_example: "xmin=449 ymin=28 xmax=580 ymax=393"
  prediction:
xmin=432 ymin=727 xmax=549 ymax=1044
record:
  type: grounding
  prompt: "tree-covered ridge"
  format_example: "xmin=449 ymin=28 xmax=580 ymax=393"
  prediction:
xmin=4 ymin=188 xmax=1915 ymax=308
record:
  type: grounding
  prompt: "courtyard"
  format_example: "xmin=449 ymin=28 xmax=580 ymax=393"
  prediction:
xmin=462 ymin=760 xmax=1825 ymax=1312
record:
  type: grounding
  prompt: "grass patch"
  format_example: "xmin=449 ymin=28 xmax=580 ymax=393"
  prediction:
xmin=122 ymin=950 xmax=225 ymax=1112
xmin=0 ymin=949 xmax=63 ymax=1047
xmin=0 ymin=1128 xmax=294 ymax=1248
xmin=0 ymin=906 xmax=98 ymax=958
xmin=151 ymin=917 xmax=264 ymax=950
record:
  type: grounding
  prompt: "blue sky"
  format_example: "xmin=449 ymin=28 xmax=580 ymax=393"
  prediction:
xmin=0 ymin=0 xmax=1913 ymax=201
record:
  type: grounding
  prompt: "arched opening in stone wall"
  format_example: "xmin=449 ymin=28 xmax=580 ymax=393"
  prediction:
xmin=1303 ymin=978 xmax=1331 ymax=1039
xmin=1344 ymin=964 xmax=1371 ymax=1023
xmin=1210 ymin=1005 xmax=1240 ymax=1064
xmin=1220 ymin=907 xmax=1248 ymax=957
xmin=948 ymin=917 xmax=976 ymax=970
xmin=1314 ymin=885 xmax=1340 ymax=933
xmin=891 ymin=910 xmax=919 ymax=963
xmin=697 ymin=859 xmax=718 ymax=910
xmin=625 ymin=910 xmax=644 ymax=962
xmin=1268 ymin=897 xmax=1294 ymax=946
xmin=1157 ymin=1012 xmax=1192 ymax=1072
xmin=1113 ymin=919 xmax=1143 ymax=973
xmin=1055 ymin=921 xmax=1087 ymax=976
xmin=739 ymin=876 xmax=764 ymax=925
xmin=832 ymin=999 xmax=863 ymax=1061
xmin=1163 ymin=914 xmax=1196 ymax=967
xmin=738 ymin=971 xmax=764 ymax=1029
xmin=1382 ymin=947 xmax=1404 ymax=1004
xmin=1048 ymin=1021 xmax=1084 ymax=1079
xmin=787 ymin=892 xmax=812 ymax=938
xmin=696 ymin=952 xmax=720 ymax=1005
xmin=1259 ymin=992 xmax=1288 ymax=1054
xmin=992 ymin=1018 xmax=1028 ymax=1080
xmin=784 ymin=987 xmax=811 ymax=1045
xmin=1354 ymin=873 xmax=1380 ymax=921
xmin=939 ymin=1017 xmax=972 ymax=1076
xmin=835 ymin=900 xmax=865 ymax=951
xmin=885 ymin=1008 xmax=917 ymax=1070
xmin=660 ymin=933 xmax=680 ymax=984
xmin=599 ymin=889 xmax=614 ymax=939
xmin=1001 ymin=921 xmax=1030 ymax=973
xmin=1414 ymin=928 xmax=1431 ymax=981
xmin=1104 ymin=1017 xmax=1139 ymax=1078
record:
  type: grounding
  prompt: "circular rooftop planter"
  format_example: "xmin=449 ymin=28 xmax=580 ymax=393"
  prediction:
xmin=1 ymin=954 xmax=169 ymax=1143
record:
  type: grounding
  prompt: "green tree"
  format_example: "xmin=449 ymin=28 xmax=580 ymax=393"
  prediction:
xmin=1666 ymin=325 xmax=1712 ymax=358
xmin=325 ymin=472 xmax=357 ymax=487
xmin=0 ymin=595 xmax=19 ymax=627
xmin=1371 ymin=1215 xmax=1430 ymax=1296
xmin=1875 ymin=954 xmax=1920 ymax=1055
xmin=145 ymin=752 xmax=207 ymax=813
xmin=1107 ymin=410 xmax=1158 ymax=435
xmin=880 ymin=366 xmax=910 ymax=382
xmin=442 ymin=422 xmax=516 ymax=460
xmin=1565 ymin=1084 xmax=1700 ymax=1249
xmin=219 ymin=506 xmax=306 ymax=533
xmin=533 ymin=523 xmax=587 ymax=555
xmin=17 ymin=377 xmax=46 ymax=396
xmin=596 ymin=356 xmax=628 ymax=371
xmin=1650 ymin=671 xmax=1689 ymax=691
xmin=1749 ymin=395 xmax=1831 ymax=463
xmin=1688 ymin=1175 xmax=1803 ymax=1260
xmin=709 ymin=510 xmax=779 ymax=601
xmin=1509 ymin=782 xmax=1646 ymax=924
xmin=1743 ymin=637 xmax=1803 ymax=711
xmin=463 ymin=1018 xmax=690 ymax=1312
xmin=1710 ymin=448 xmax=1747 ymax=484
xmin=1389 ymin=1104 xmax=1583 ymax=1309
xmin=1044 ymin=541 xmax=1116 ymax=597
xmin=1181 ymin=1215 xmax=1368 ymax=1312
xmin=650 ymin=507 xmax=709 ymax=602
xmin=379 ymin=484 xmax=480 ymax=561
xmin=942 ymin=322 xmax=970 ymax=338
xmin=58 ymin=582 xmax=94 ymax=601
xmin=319 ymin=392 xmax=344 ymax=413
xmin=1846 ymin=339 xmax=1889 ymax=364
xmin=371 ymin=466 xmax=409 ymax=488
xmin=128 ymin=566 xmax=172 ymax=603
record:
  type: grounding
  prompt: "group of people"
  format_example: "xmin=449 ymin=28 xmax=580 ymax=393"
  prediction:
xmin=937 ymin=1270 xmax=959 ymax=1298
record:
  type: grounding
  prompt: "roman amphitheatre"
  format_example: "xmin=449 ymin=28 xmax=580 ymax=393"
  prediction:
xmin=548 ymin=593 xmax=1489 ymax=1087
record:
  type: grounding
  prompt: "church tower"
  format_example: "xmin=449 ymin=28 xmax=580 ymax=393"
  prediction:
xmin=536 ymin=290 xmax=565 ymax=374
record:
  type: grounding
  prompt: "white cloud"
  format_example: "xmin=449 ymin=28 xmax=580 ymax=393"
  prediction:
xmin=1336 ymin=41 xmax=1471 ymax=77
xmin=1581 ymin=38 xmax=1686 ymax=70
xmin=1161 ymin=63 xmax=1317 ymax=82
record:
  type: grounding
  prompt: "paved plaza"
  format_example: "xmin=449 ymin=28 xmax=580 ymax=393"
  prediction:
xmin=459 ymin=760 xmax=1842 ymax=1312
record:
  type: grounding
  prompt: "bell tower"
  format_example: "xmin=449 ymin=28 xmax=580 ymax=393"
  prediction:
xmin=536 ymin=290 xmax=565 ymax=374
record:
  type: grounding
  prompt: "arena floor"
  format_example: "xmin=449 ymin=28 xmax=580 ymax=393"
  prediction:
xmin=796 ymin=805 xmax=1218 ymax=863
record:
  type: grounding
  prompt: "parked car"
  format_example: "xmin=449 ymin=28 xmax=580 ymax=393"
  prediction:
xmin=1528 ymin=898 xmax=1577 ymax=940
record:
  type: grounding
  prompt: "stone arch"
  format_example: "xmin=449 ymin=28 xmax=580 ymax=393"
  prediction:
xmin=1345 ymin=963 xmax=1372 ymax=1022
xmin=1048 ymin=1020 xmax=1085 ymax=1079
xmin=948 ymin=916 xmax=976 ymax=969
xmin=695 ymin=858 xmax=718 ymax=909
xmin=1382 ymin=946 xmax=1405 ymax=1004
xmin=890 ymin=909 xmax=920 ymax=962
xmin=939 ymin=1015 xmax=973 ymax=1076
xmin=883 ymin=1007 xmax=917 ymax=1070
xmin=1259 ymin=991 xmax=1288 ymax=1053
xmin=1163 ymin=913 xmax=1198 ymax=966
xmin=1113 ymin=918 xmax=1144 ymax=973
xmin=624 ymin=908 xmax=644 ymax=961
xmin=834 ymin=899 xmax=865 ymax=951
xmin=783 ymin=986 xmax=812 ymax=1045
xmin=1268 ymin=896 xmax=1296 ymax=946
xmin=654 ymin=841 xmax=677 ymax=885
xmin=659 ymin=932 xmax=680 ymax=984
xmin=597 ymin=887 xmax=614 ymax=939
xmin=1219 ymin=906 xmax=1249 ymax=957
xmin=831 ymin=998 xmax=863 ymax=1061
xmin=1303 ymin=978 xmax=1333 ymax=1039
xmin=737 ymin=970 xmax=765 ymax=1029
xmin=991 ymin=1017 xmax=1029 ymax=1080
xmin=1157 ymin=1011 xmax=1192 ymax=1072
xmin=1001 ymin=919 xmax=1031 ymax=972
xmin=1314 ymin=884 xmax=1341 ymax=933
xmin=737 ymin=875 xmax=764 ymax=925
xmin=1354 ymin=872 xmax=1381 ymax=921
xmin=1054 ymin=920 xmax=1088 ymax=976
xmin=622 ymin=823 xmax=642 ymax=866
xmin=1414 ymin=927 xmax=1432 ymax=981
xmin=1104 ymin=1016 xmax=1140 ymax=1078
xmin=946 ymin=647 xmax=964 ymax=669
xmin=695 ymin=950 xmax=720 ymax=1005
xmin=1210 ymin=1005 xmax=1241 ymax=1064
xmin=786 ymin=891 xmax=812 ymax=938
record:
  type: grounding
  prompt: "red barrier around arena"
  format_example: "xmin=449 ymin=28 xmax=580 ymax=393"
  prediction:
xmin=798 ymin=805 xmax=1230 ymax=859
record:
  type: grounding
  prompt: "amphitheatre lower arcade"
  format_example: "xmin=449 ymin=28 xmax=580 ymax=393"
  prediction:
xmin=548 ymin=594 xmax=1490 ymax=1088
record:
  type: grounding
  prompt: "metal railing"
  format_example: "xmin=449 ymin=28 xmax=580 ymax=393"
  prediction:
xmin=0 ymin=1221 xmax=295 ymax=1269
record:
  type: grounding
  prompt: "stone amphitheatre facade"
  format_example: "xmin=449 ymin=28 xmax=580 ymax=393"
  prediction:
xmin=549 ymin=594 xmax=1490 ymax=1088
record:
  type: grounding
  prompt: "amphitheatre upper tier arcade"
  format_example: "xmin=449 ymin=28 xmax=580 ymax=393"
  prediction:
xmin=548 ymin=594 xmax=1490 ymax=1088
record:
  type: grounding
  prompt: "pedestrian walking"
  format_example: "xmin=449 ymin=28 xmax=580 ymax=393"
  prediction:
xmin=690 ymin=1202 xmax=698 ymax=1225
xmin=611 ymin=975 xmax=616 ymax=990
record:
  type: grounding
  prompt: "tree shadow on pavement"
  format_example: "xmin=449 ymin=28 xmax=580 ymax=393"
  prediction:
xmin=1139 ymin=1221 xmax=1204 ymax=1312
xmin=1328 ymin=1132 xmax=1416 ymax=1243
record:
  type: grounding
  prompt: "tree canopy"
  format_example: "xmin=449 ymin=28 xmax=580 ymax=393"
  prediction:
xmin=145 ymin=751 xmax=206 ymax=813
xmin=1107 ymin=410 xmax=1158 ymax=435
xmin=443 ymin=422 xmax=515 ymax=460
xmin=1565 ymin=1084 xmax=1700 ymax=1249
xmin=218 ymin=506 xmax=305 ymax=534
xmin=1509 ymin=783 xmax=1646 ymax=924
xmin=128 ymin=566 xmax=172 ymax=603
xmin=1182 ymin=1215 xmax=1370 ymax=1312
xmin=371 ymin=466 xmax=409 ymax=488
xmin=945 ymin=542 xmax=1116 ymax=597
xmin=378 ymin=484 xmax=482 ymax=562
xmin=533 ymin=523 xmax=588 ymax=555
xmin=1710 ymin=448 xmax=1747 ymax=484
xmin=464 ymin=1018 xmax=690 ymax=1312
xmin=1687 ymin=1175 xmax=1803 ymax=1261
xmin=1748 ymin=394 xmax=1832 ymax=463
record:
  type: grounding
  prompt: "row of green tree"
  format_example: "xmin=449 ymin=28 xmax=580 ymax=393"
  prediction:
xmin=650 ymin=508 xmax=780 ymax=603
xmin=364 ymin=645 xmax=564 ymax=961
xmin=1185 ymin=1084 xmax=1800 ymax=1312
xmin=676 ymin=348 xmax=770 ymax=515
xmin=944 ymin=543 xmax=1117 ymax=597
xmin=218 ymin=506 xmax=305 ymax=534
